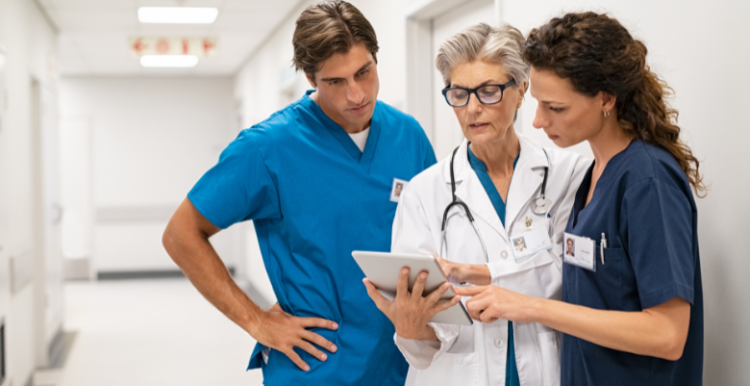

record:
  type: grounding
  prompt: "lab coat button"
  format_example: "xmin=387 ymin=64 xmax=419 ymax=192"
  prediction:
xmin=500 ymin=251 xmax=508 ymax=259
xmin=494 ymin=338 xmax=504 ymax=348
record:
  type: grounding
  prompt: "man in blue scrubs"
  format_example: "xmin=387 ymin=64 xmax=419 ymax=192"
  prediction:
xmin=162 ymin=2 xmax=436 ymax=385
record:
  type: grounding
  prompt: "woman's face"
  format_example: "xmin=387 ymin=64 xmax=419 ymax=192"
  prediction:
xmin=529 ymin=67 xmax=608 ymax=148
xmin=566 ymin=239 xmax=574 ymax=250
xmin=448 ymin=60 xmax=525 ymax=147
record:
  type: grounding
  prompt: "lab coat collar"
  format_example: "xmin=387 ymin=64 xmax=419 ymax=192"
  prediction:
xmin=441 ymin=133 xmax=549 ymax=237
xmin=505 ymin=134 xmax=550 ymax=229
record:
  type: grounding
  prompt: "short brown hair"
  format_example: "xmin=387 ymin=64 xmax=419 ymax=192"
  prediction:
xmin=292 ymin=1 xmax=379 ymax=77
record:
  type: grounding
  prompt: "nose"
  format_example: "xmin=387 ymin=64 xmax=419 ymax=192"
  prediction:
xmin=347 ymin=82 xmax=364 ymax=104
xmin=466 ymin=92 xmax=483 ymax=116
xmin=532 ymin=104 xmax=546 ymax=129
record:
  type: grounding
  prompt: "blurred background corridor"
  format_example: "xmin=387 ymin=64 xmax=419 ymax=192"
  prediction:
xmin=0 ymin=0 xmax=748 ymax=385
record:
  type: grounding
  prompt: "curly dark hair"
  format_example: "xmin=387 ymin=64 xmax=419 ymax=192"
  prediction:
xmin=524 ymin=12 xmax=705 ymax=196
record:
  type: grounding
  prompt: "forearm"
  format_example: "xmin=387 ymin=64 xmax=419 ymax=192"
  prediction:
xmin=528 ymin=297 xmax=688 ymax=360
xmin=163 ymin=227 xmax=263 ymax=334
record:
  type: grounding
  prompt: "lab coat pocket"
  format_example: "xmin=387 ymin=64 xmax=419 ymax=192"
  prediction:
xmin=413 ymin=351 xmax=479 ymax=386
xmin=446 ymin=324 xmax=474 ymax=354
xmin=538 ymin=331 xmax=561 ymax=386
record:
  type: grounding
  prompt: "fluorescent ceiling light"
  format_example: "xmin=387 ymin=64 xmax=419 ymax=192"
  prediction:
xmin=138 ymin=7 xmax=218 ymax=24
xmin=140 ymin=55 xmax=199 ymax=68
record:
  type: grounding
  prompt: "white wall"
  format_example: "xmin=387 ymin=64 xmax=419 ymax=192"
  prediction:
xmin=0 ymin=0 xmax=59 ymax=384
xmin=59 ymin=77 xmax=239 ymax=274
xmin=499 ymin=1 xmax=750 ymax=384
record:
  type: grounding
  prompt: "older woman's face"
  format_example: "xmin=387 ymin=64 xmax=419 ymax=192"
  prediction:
xmin=529 ymin=67 xmax=608 ymax=148
xmin=448 ymin=60 xmax=525 ymax=146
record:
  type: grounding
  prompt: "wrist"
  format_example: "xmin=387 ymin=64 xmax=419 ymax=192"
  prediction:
xmin=398 ymin=324 xmax=437 ymax=341
xmin=459 ymin=264 xmax=491 ymax=285
xmin=242 ymin=304 xmax=265 ymax=337
xmin=524 ymin=296 xmax=546 ymax=323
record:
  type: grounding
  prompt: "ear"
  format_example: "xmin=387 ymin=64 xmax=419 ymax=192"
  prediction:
xmin=305 ymin=72 xmax=317 ymax=88
xmin=599 ymin=91 xmax=617 ymax=113
xmin=516 ymin=81 xmax=528 ymax=108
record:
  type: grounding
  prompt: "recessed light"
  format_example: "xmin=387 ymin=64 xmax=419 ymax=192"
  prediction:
xmin=138 ymin=7 xmax=218 ymax=24
xmin=140 ymin=55 xmax=199 ymax=68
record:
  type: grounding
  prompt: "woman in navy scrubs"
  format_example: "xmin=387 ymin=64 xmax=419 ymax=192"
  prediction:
xmin=456 ymin=12 xmax=705 ymax=386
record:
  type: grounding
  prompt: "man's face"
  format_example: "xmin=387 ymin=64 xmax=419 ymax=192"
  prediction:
xmin=307 ymin=43 xmax=379 ymax=133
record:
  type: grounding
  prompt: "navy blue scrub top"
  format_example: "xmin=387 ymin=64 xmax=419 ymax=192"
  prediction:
xmin=188 ymin=91 xmax=436 ymax=386
xmin=468 ymin=144 xmax=521 ymax=386
xmin=562 ymin=140 xmax=703 ymax=386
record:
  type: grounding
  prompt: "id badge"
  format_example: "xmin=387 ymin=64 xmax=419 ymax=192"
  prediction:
xmin=563 ymin=232 xmax=596 ymax=271
xmin=390 ymin=178 xmax=408 ymax=202
xmin=511 ymin=218 xmax=553 ymax=259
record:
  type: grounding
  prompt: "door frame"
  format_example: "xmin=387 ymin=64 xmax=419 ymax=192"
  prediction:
xmin=405 ymin=0 xmax=502 ymax=143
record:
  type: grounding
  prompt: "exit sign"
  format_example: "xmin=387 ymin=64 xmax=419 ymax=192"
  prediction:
xmin=129 ymin=37 xmax=217 ymax=57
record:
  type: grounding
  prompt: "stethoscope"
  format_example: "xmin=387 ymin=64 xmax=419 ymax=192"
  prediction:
xmin=439 ymin=145 xmax=552 ymax=263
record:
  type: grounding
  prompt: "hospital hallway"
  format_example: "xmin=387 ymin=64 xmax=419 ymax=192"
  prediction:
xmin=0 ymin=0 xmax=749 ymax=385
xmin=32 ymin=279 xmax=263 ymax=386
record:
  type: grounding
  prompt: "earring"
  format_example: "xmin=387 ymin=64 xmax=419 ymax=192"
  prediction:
xmin=604 ymin=110 xmax=610 ymax=118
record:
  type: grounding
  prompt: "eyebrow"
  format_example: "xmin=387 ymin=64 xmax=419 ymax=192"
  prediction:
xmin=320 ymin=61 xmax=373 ymax=82
xmin=450 ymin=79 xmax=508 ymax=88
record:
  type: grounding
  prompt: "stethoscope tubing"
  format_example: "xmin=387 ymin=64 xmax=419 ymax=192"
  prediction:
xmin=440 ymin=145 xmax=551 ymax=263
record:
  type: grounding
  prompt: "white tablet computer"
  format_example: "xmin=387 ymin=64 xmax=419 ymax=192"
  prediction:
xmin=352 ymin=251 xmax=472 ymax=326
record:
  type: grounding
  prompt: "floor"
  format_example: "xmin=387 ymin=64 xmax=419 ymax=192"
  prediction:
xmin=35 ymin=278 xmax=264 ymax=386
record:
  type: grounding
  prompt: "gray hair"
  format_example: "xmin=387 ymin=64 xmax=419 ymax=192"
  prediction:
xmin=436 ymin=23 xmax=529 ymax=88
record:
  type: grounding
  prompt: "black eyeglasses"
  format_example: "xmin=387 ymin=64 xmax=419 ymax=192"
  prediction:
xmin=441 ymin=79 xmax=517 ymax=107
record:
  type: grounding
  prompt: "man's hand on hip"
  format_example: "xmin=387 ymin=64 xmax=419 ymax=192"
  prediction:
xmin=249 ymin=304 xmax=339 ymax=371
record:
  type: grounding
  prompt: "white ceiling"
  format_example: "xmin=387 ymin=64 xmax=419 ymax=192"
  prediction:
xmin=38 ymin=0 xmax=301 ymax=76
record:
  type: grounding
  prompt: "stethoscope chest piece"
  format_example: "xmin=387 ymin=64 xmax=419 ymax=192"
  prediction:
xmin=531 ymin=197 xmax=552 ymax=216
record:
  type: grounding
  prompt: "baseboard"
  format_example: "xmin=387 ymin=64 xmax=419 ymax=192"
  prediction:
xmin=97 ymin=267 xmax=235 ymax=280
xmin=48 ymin=329 xmax=77 ymax=369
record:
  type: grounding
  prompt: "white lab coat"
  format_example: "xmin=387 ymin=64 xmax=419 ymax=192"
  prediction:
xmin=391 ymin=134 xmax=589 ymax=386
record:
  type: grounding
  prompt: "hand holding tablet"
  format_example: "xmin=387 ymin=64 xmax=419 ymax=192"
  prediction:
xmin=354 ymin=251 xmax=473 ymax=328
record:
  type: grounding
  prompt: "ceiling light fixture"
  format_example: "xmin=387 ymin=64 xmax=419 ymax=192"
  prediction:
xmin=140 ymin=55 xmax=199 ymax=68
xmin=138 ymin=7 xmax=218 ymax=24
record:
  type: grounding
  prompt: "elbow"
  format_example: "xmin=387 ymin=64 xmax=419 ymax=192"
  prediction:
xmin=162 ymin=223 xmax=181 ymax=264
xmin=656 ymin=330 xmax=687 ymax=361
xmin=661 ymin=343 xmax=686 ymax=362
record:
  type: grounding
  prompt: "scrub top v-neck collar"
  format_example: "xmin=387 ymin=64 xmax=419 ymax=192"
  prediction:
xmin=572 ymin=139 xmax=635 ymax=228
xmin=304 ymin=90 xmax=382 ymax=170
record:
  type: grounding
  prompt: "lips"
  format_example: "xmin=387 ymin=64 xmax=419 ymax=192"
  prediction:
xmin=469 ymin=122 xmax=489 ymax=130
xmin=349 ymin=103 xmax=368 ymax=113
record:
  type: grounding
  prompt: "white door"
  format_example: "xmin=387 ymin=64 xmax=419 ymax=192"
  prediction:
xmin=431 ymin=0 xmax=498 ymax=160
xmin=31 ymin=78 xmax=64 ymax=366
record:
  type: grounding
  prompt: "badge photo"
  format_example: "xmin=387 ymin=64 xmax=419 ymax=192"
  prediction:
xmin=511 ymin=218 xmax=553 ymax=259
xmin=563 ymin=232 xmax=596 ymax=271
xmin=390 ymin=178 xmax=408 ymax=202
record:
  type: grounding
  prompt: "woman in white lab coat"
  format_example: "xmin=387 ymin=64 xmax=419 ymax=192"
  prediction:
xmin=364 ymin=23 xmax=588 ymax=386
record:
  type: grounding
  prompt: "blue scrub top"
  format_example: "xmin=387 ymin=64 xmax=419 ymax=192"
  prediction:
xmin=562 ymin=140 xmax=703 ymax=386
xmin=468 ymin=144 xmax=520 ymax=386
xmin=188 ymin=91 xmax=436 ymax=386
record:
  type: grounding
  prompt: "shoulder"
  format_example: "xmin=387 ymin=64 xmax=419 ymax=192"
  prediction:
xmin=240 ymin=96 xmax=312 ymax=144
xmin=519 ymin=134 xmax=591 ymax=176
xmin=621 ymin=141 xmax=690 ymax=186
xmin=407 ymin=155 xmax=448 ymax=191
xmin=545 ymin=145 xmax=591 ymax=173
xmin=618 ymin=141 xmax=695 ymax=202
xmin=375 ymin=101 xmax=424 ymax=132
